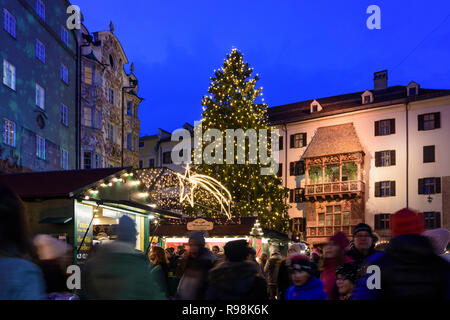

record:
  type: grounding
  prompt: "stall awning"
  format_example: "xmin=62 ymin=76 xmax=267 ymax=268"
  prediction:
xmin=39 ymin=217 xmax=73 ymax=224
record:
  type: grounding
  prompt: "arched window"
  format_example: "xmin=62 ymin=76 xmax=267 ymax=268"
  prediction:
xmin=109 ymin=54 xmax=115 ymax=69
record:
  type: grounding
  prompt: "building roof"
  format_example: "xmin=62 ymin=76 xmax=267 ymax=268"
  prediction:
xmin=302 ymin=123 xmax=363 ymax=158
xmin=0 ymin=168 xmax=127 ymax=199
xmin=268 ymin=86 xmax=450 ymax=125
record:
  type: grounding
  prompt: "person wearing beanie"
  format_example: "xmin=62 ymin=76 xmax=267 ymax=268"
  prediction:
xmin=352 ymin=208 xmax=450 ymax=300
xmin=347 ymin=223 xmax=379 ymax=266
xmin=206 ymin=240 xmax=268 ymax=300
xmin=176 ymin=231 xmax=217 ymax=300
xmin=423 ymin=228 xmax=450 ymax=263
xmin=264 ymin=247 xmax=283 ymax=299
xmin=320 ymin=232 xmax=354 ymax=300
xmin=285 ymin=254 xmax=327 ymax=300
xmin=335 ymin=262 xmax=360 ymax=300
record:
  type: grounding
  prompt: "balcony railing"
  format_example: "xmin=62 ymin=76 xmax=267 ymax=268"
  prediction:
xmin=305 ymin=180 xmax=364 ymax=196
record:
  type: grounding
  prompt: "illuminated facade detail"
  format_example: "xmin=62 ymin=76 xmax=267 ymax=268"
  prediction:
xmin=80 ymin=23 xmax=142 ymax=169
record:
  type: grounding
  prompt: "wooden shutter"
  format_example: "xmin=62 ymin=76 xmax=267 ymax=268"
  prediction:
xmin=375 ymin=152 xmax=381 ymax=167
xmin=374 ymin=215 xmax=380 ymax=230
xmin=277 ymin=163 xmax=282 ymax=177
xmin=290 ymin=135 xmax=294 ymax=148
xmin=436 ymin=177 xmax=441 ymax=193
xmin=289 ymin=189 xmax=294 ymax=203
xmin=279 ymin=136 xmax=283 ymax=150
xmin=418 ymin=179 xmax=424 ymax=194
xmin=289 ymin=162 xmax=294 ymax=176
xmin=418 ymin=114 xmax=424 ymax=131
xmin=302 ymin=133 xmax=307 ymax=147
xmin=390 ymin=150 xmax=396 ymax=166
xmin=423 ymin=146 xmax=435 ymax=163
xmin=390 ymin=181 xmax=396 ymax=196
xmin=375 ymin=182 xmax=381 ymax=197
xmin=390 ymin=119 xmax=396 ymax=134
xmin=374 ymin=121 xmax=380 ymax=136
xmin=434 ymin=112 xmax=440 ymax=129
xmin=300 ymin=160 xmax=305 ymax=175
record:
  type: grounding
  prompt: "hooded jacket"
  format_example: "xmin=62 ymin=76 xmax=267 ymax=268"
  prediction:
xmin=285 ymin=276 xmax=328 ymax=300
xmin=206 ymin=260 xmax=268 ymax=300
xmin=352 ymin=234 xmax=450 ymax=300
xmin=264 ymin=253 xmax=282 ymax=285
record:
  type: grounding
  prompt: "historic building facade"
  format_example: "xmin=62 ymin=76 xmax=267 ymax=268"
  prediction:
xmin=0 ymin=0 xmax=78 ymax=173
xmin=268 ymin=71 xmax=450 ymax=245
xmin=80 ymin=22 xmax=142 ymax=169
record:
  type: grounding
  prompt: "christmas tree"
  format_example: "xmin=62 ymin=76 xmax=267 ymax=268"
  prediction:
xmin=188 ymin=48 xmax=290 ymax=233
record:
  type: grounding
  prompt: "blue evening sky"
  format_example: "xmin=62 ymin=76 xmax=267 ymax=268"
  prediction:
xmin=73 ymin=0 xmax=450 ymax=136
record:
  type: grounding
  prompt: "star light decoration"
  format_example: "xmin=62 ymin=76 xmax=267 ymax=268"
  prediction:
xmin=176 ymin=163 xmax=232 ymax=219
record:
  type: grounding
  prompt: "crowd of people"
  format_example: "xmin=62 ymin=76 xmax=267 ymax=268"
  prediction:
xmin=1 ymin=185 xmax=449 ymax=300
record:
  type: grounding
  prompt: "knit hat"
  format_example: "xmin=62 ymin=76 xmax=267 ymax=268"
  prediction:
xmin=336 ymin=262 xmax=360 ymax=283
xmin=329 ymin=232 xmax=350 ymax=250
xmin=423 ymin=228 xmax=450 ymax=255
xmin=390 ymin=208 xmax=425 ymax=237
xmin=224 ymin=240 xmax=249 ymax=262
xmin=288 ymin=254 xmax=316 ymax=275
xmin=353 ymin=223 xmax=374 ymax=237
xmin=117 ymin=215 xmax=137 ymax=243
xmin=188 ymin=231 xmax=206 ymax=247
xmin=311 ymin=248 xmax=321 ymax=256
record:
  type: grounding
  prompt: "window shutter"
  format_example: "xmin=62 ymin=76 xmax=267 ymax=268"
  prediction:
xmin=436 ymin=177 xmax=441 ymax=193
xmin=390 ymin=181 xmax=396 ymax=196
xmin=390 ymin=150 xmax=396 ymax=166
xmin=279 ymin=136 xmax=283 ymax=150
xmin=289 ymin=162 xmax=294 ymax=176
xmin=375 ymin=182 xmax=381 ymax=197
xmin=289 ymin=189 xmax=294 ymax=203
xmin=436 ymin=212 xmax=441 ymax=228
xmin=290 ymin=135 xmax=294 ymax=148
xmin=302 ymin=133 xmax=307 ymax=147
xmin=434 ymin=112 xmax=440 ymax=129
xmin=375 ymin=152 xmax=381 ymax=167
xmin=423 ymin=146 xmax=435 ymax=163
xmin=374 ymin=121 xmax=380 ymax=136
xmin=418 ymin=114 xmax=424 ymax=131
xmin=300 ymin=160 xmax=305 ymax=175
xmin=390 ymin=119 xmax=396 ymax=134
xmin=374 ymin=215 xmax=380 ymax=230
xmin=418 ymin=179 xmax=424 ymax=194
xmin=277 ymin=163 xmax=282 ymax=177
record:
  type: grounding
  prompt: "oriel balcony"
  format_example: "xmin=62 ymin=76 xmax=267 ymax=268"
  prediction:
xmin=305 ymin=180 xmax=365 ymax=198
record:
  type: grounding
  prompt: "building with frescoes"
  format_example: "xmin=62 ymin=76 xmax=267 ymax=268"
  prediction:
xmin=268 ymin=70 xmax=450 ymax=245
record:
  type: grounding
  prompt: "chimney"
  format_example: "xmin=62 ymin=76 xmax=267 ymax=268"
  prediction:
xmin=374 ymin=70 xmax=388 ymax=90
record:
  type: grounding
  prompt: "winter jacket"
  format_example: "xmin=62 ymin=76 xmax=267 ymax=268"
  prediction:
xmin=285 ymin=276 xmax=328 ymax=300
xmin=150 ymin=262 xmax=169 ymax=298
xmin=320 ymin=255 xmax=354 ymax=300
xmin=351 ymin=234 xmax=450 ymax=300
xmin=346 ymin=246 xmax=379 ymax=267
xmin=206 ymin=260 xmax=268 ymax=300
xmin=80 ymin=241 xmax=167 ymax=300
xmin=264 ymin=254 xmax=282 ymax=285
xmin=177 ymin=248 xmax=217 ymax=300
xmin=276 ymin=259 xmax=290 ymax=300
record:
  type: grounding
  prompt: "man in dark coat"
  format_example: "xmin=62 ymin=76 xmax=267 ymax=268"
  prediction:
xmin=206 ymin=240 xmax=268 ymax=300
xmin=346 ymin=223 xmax=379 ymax=266
xmin=352 ymin=208 xmax=450 ymax=300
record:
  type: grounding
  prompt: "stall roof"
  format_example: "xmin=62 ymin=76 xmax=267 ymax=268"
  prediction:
xmin=0 ymin=168 xmax=128 ymax=199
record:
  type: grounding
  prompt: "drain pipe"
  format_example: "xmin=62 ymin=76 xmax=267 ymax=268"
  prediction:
xmin=406 ymin=102 xmax=409 ymax=208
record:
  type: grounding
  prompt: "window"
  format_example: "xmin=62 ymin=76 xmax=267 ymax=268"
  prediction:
xmin=375 ymin=181 xmax=395 ymax=197
xmin=83 ymin=152 xmax=92 ymax=169
xmin=95 ymin=70 xmax=102 ymax=87
xmin=424 ymin=212 xmax=441 ymax=229
xmin=36 ymin=39 xmax=45 ymax=63
xmin=318 ymin=213 xmax=325 ymax=227
xmin=95 ymin=153 xmax=102 ymax=168
xmin=61 ymin=149 xmax=68 ymax=170
xmin=289 ymin=161 xmax=305 ymax=176
xmin=290 ymin=133 xmax=307 ymax=148
xmin=61 ymin=26 xmax=69 ymax=46
xmin=83 ymin=107 xmax=92 ymax=127
xmin=374 ymin=214 xmax=390 ymax=230
xmin=364 ymin=95 xmax=371 ymax=104
xmin=84 ymin=66 xmax=93 ymax=84
xmin=408 ymin=87 xmax=417 ymax=96
xmin=289 ymin=188 xmax=304 ymax=203
xmin=134 ymin=106 xmax=138 ymax=118
xmin=96 ymin=110 xmax=102 ymax=129
xmin=36 ymin=135 xmax=45 ymax=160
xmin=61 ymin=64 xmax=68 ymax=84
xmin=375 ymin=119 xmax=395 ymax=136
xmin=423 ymin=145 xmax=435 ymax=163
xmin=60 ymin=104 xmax=68 ymax=126
xmin=419 ymin=112 xmax=440 ymax=131
xmin=127 ymin=133 xmax=132 ymax=150
xmin=277 ymin=163 xmax=282 ymax=177
xmin=3 ymin=118 xmax=16 ymax=147
xmin=3 ymin=9 xmax=16 ymax=38
xmin=3 ymin=60 xmax=16 ymax=90
xmin=375 ymin=150 xmax=396 ymax=167
xmin=163 ymin=151 xmax=172 ymax=164
xmin=107 ymin=124 xmax=115 ymax=141
xmin=127 ymin=102 xmax=133 ymax=116
xmin=312 ymin=105 xmax=318 ymax=112
xmin=108 ymin=88 xmax=115 ymax=105
xmin=139 ymin=141 xmax=144 ymax=148
xmin=279 ymin=136 xmax=283 ymax=150
xmin=35 ymin=84 xmax=45 ymax=109
xmin=419 ymin=177 xmax=441 ymax=195
xmin=149 ymin=159 xmax=155 ymax=168
xmin=342 ymin=211 xmax=350 ymax=226
xmin=139 ymin=160 xmax=143 ymax=168
xmin=36 ymin=0 xmax=45 ymax=21
xmin=109 ymin=55 xmax=115 ymax=69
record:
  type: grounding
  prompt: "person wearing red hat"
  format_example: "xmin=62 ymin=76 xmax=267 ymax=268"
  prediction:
xmin=319 ymin=232 xmax=354 ymax=300
xmin=352 ymin=208 xmax=450 ymax=300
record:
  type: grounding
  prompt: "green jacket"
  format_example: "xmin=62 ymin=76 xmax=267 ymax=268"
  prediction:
xmin=81 ymin=241 xmax=166 ymax=300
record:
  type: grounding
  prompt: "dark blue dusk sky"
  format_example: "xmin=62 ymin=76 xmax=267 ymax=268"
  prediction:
xmin=73 ymin=0 xmax=450 ymax=136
